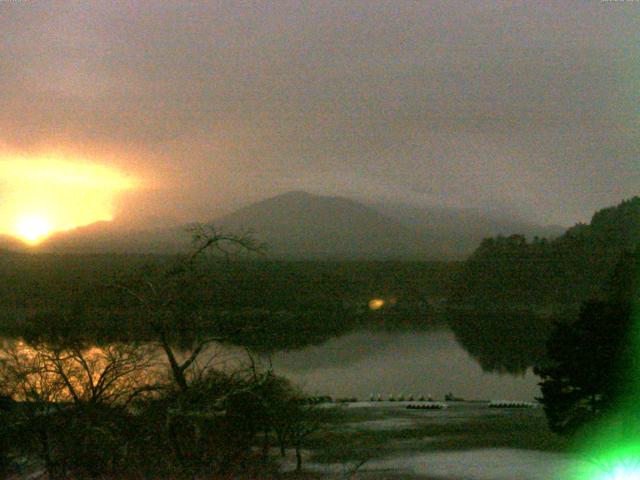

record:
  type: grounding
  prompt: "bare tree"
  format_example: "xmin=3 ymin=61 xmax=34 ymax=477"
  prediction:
xmin=106 ymin=225 xmax=268 ymax=478
xmin=0 ymin=339 xmax=159 ymax=478
xmin=114 ymin=224 xmax=264 ymax=392
xmin=1 ymin=340 xmax=158 ymax=407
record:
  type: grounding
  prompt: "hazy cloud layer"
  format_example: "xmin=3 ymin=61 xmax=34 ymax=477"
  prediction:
xmin=2 ymin=1 xmax=638 ymax=225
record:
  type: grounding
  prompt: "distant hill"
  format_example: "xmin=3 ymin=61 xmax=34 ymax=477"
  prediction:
xmin=371 ymin=201 xmax=564 ymax=258
xmin=212 ymin=191 xmax=431 ymax=259
xmin=37 ymin=191 xmax=432 ymax=259
xmin=452 ymin=197 xmax=640 ymax=307
xmin=0 ymin=234 xmax=29 ymax=252
xmin=38 ymin=221 xmax=192 ymax=254
xmin=31 ymin=190 xmax=565 ymax=260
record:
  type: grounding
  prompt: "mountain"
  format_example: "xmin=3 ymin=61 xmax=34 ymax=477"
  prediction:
xmin=0 ymin=234 xmax=30 ymax=252
xmin=212 ymin=191 xmax=431 ymax=259
xmin=452 ymin=196 xmax=640 ymax=307
xmin=36 ymin=191 xmax=433 ymax=259
xmin=38 ymin=221 xmax=192 ymax=254
xmin=31 ymin=190 xmax=566 ymax=259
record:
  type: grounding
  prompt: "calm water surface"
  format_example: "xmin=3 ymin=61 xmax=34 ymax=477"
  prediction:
xmin=1 ymin=327 xmax=541 ymax=402
xmin=268 ymin=329 xmax=540 ymax=401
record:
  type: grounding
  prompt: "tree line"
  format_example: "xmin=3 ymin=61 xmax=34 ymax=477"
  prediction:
xmin=452 ymin=197 xmax=640 ymax=308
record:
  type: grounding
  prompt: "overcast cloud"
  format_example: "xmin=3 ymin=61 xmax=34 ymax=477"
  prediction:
xmin=1 ymin=0 xmax=638 ymax=226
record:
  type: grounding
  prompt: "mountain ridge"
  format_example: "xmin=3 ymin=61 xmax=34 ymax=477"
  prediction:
xmin=15 ymin=190 xmax=568 ymax=259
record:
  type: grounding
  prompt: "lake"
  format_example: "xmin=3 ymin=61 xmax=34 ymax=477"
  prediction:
xmin=268 ymin=328 xmax=541 ymax=402
xmin=0 ymin=314 xmax=543 ymax=403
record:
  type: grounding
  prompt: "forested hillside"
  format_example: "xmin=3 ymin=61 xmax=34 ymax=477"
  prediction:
xmin=452 ymin=197 xmax=640 ymax=307
xmin=0 ymin=252 xmax=458 ymax=350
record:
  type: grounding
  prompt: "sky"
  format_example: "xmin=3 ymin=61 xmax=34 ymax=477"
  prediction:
xmin=1 ymin=0 xmax=638 ymax=229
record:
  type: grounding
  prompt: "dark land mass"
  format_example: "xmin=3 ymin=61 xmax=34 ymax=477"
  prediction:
xmin=0 ymin=253 xmax=456 ymax=352
xmin=452 ymin=196 xmax=640 ymax=308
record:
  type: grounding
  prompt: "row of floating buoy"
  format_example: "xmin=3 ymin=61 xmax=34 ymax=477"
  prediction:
xmin=370 ymin=394 xmax=434 ymax=402
xmin=365 ymin=395 xmax=537 ymax=408
xmin=406 ymin=403 xmax=447 ymax=410
xmin=488 ymin=400 xmax=537 ymax=408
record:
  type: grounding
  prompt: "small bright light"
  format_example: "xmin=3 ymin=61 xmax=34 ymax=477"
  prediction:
xmin=15 ymin=215 xmax=52 ymax=244
xmin=369 ymin=299 xmax=385 ymax=310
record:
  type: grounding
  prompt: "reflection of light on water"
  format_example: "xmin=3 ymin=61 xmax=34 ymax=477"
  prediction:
xmin=0 ymin=338 xmax=263 ymax=404
xmin=369 ymin=299 xmax=385 ymax=310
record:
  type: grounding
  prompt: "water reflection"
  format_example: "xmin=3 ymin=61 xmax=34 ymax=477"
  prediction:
xmin=267 ymin=330 xmax=541 ymax=401
xmin=447 ymin=308 xmax=560 ymax=375
xmin=1 ymin=306 xmax=555 ymax=403
xmin=0 ymin=329 xmax=542 ymax=403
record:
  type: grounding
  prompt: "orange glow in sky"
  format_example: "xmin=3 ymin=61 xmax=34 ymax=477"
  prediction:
xmin=0 ymin=157 xmax=137 ymax=245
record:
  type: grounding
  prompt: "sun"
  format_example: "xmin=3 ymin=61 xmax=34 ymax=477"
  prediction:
xmin=15 ymin=215 xmax=53 ymax=245
xmin=0 ymin=156 xmax=138 ymax=245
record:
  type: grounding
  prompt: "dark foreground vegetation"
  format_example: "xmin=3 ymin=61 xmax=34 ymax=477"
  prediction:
xmin=536 ymin=248 xmax=640 ymax=436
xmin=0 ymin=228 xmax=337 ymax=479
xmin=0 ymin=340 xmax=317 ymax=479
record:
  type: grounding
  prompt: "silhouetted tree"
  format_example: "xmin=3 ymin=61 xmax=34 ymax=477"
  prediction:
xmin=109 ymin=225 xmax=307 ymax=478
xmin=0 ymin=225 xmax=335 ymax=479
xmin=535 ymin=247 xmax=640 ymax=435
xmin=535 ymin=301 xmax=636 ymax=434
xmin=0 ymin=339 xmax=158 ymax=478
xmin=115 ymin=224 xmax=264 ymax=391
